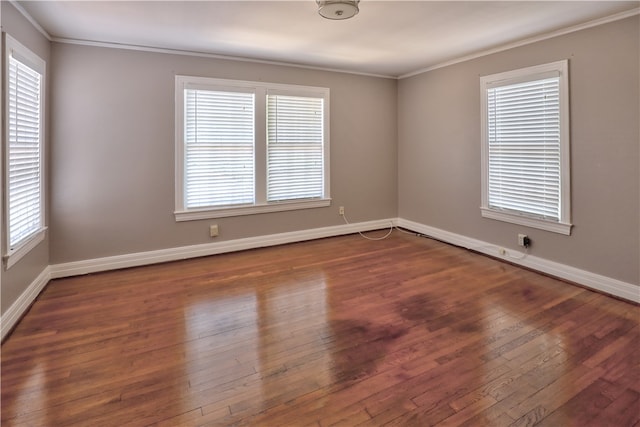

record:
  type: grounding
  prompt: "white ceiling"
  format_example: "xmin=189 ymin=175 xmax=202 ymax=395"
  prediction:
xmin=15 ymin=0 xmax=640 ymax=78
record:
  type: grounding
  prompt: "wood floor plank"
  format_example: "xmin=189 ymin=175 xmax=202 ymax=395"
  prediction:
xmin=534 ymin=378 xmax=622 ymax=427
xmin=2 ymin=232 xmax=638 ymax=426
xmin=506 ymin=364 xmax=606 ymax=421
xmin=585 ymin=388 xmax=640 ymax=427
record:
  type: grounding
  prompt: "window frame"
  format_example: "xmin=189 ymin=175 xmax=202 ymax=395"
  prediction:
xmin=175 ymin=76 xmax=331 ymax=221
xmin=3 ymin=34 xmax=47 ymax=269
xmin=480 ymin=60 xmax=572 ymax=235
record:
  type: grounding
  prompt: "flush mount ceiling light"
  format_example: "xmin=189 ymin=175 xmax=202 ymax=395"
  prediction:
xmin=317 ymin=0 xmax=360 ymax=20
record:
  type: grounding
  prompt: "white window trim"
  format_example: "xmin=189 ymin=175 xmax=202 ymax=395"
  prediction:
xmin=5 ymin=229 xmax=47 ymax=269
xmin=3 ymin=34 xmax=47 ymax=269
xmin=480 ymin=60 xmax=572 ymax=235
xmin=174 ymin=76 xmax=331 ymax=221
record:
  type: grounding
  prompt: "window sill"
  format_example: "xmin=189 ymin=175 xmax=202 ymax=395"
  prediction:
xmin=175 ymin=198 xmax=332 ymax=222
xmin=481 ymin=208 xmax=572 ymax=235
xmin=4 ymin=228 xmax=47 ymax=270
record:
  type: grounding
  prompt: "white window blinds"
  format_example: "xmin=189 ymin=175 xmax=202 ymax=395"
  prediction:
xmin=184 ymin=89 xmax=255 ymax=208
xmin=175 ymin=76 xmax=330 ymax=221
xmin=487 ymin=76 xmax=561 ymax=220
xmin=7 ymin=54 xmax=43 ymax=249
xmin=267 ymin=95 xmax=324 ymax=202
xmin=481 ymin=60 xmax=571 ymax=235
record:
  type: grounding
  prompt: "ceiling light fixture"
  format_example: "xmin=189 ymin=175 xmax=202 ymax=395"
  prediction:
xmin=317 ymin=0 xmax=360 ymax=20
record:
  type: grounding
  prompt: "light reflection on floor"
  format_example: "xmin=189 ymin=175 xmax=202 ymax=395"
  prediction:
xmin=184 ymin=271 xmax=330 ymax=417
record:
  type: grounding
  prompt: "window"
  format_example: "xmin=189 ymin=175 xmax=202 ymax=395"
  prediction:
xmin=267 ymin=94 xmax=324 ymax=202
xmin=184 ymin=88 xmax=255 ymax=208
xmin=480 ymin=60 xmax=572 ymax=235
xmin=4 ymin=35 xmax=46 ymax=269
xmin=175 ymin=76 xmax=330 ymax=221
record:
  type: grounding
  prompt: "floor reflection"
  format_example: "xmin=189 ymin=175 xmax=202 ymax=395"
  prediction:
xmin=183 ymin=269 xmax=331 ymax=420
xmin=4 ymin=362 xmax=47 ymax=423
xmin=256 ymin=273 xmax=331 ymax=414
xmin=3 ymin=234 xmax=638 ymax=425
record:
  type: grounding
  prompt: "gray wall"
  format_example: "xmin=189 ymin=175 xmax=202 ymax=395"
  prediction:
xmin=1 ymin=2 xmax=51 ymax=314
xmin=49 ymin=44 xmax=398 ymax=263
xmin=398 ymin=16 xmax=639 ymax=285
xmin=3 ymin=5 xmax=638 ymax=317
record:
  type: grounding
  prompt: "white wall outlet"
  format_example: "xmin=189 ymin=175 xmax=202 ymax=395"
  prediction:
xmin=209 ymin=224 xmax=219 ymax=237
xmin=518 ymin=234 xmax=529 ymax=247
xmin=339 ymin=206 xmax=345 ymax=216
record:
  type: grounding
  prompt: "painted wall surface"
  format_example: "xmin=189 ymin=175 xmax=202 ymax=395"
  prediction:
xmin=398 ymin=16 xmax=640 ymax=285
xmin=49 ymin=43 xmax=398 ymax=263
xmin=4 ymin=2 xmax=638 ymax=318
xmin=1 ymin=2 xmax=51 ymax=314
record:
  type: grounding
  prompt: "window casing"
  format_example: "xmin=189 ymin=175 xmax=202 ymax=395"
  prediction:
xmin=480 ymin=60 xmax=572 ymax=235
xmin=4 ymin=35 xmax=46 ymax=269
xmin=175 ymin=76 xmax=330 ymax=221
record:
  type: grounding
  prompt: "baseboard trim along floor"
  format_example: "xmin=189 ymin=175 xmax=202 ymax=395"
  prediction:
xmin=2 ymin=217 xmax=637 ymax=341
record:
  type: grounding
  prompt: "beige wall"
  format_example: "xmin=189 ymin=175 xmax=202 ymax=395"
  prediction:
xmin=49 ymin=43 xmax=398 ymax=263
xmin=398 ymin=16 xmax=640 ymax=285
xmin=1 ymin=2 xmax=51 ymax=314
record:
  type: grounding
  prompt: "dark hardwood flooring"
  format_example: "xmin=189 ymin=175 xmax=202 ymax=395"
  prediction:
xmin=2 ymin=231 xmax=639 ymax=426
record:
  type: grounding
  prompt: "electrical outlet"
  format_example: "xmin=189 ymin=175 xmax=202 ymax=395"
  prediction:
xmin=339 ymin=206 xmax=345 ymax=216
xmin=518 ymin=234 xmax=530 ymax=247
xmin=209 ymin=224 xmax=219 ymax=237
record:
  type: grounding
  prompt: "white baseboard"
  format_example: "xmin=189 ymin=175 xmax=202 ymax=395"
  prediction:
xmin=3 ymin=219 xmax=393 ymax=341
xmin=49 ymin=218 xmax=396 ymax=279
xmin=4 ymin=216 xmax=637 ymax=342
xmin=1 ymin=266 xmax=51 ymax=341
xmin=396 ymin=218 xmax=640 ymax=303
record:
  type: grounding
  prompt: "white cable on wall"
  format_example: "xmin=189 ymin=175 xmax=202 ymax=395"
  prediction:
xmin=341 ymin=212 xmax=394 ymax=240
xmin=340 ymin=211 xmax=529 ymax=261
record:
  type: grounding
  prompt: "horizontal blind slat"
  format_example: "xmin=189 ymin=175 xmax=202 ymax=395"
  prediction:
xmin=8 ymin=54 xmax=43 ymax=249
xmin=487 ymin=75 xmax=561 ymax=221
xmin=267 ymin=95 xmax=324 ymax=202
xmin=184 ymin=89 xmax=255 ymax=208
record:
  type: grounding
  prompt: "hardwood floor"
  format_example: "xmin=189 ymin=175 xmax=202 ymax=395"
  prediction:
xmin=2 ymin=231 xmax=639 ymax=426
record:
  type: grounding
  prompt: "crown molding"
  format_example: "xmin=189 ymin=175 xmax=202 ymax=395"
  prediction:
xmin=9 ymin=1 xmax=639 ymax=80
xmin=400 ymin=7 xmax=640 ymax=79
xmin=8 ymin=0 xmax=52 ymax=41
xmin=49 ymin=37 xmax=396 ymax=80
